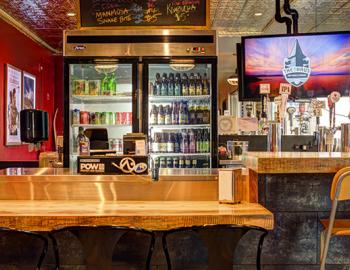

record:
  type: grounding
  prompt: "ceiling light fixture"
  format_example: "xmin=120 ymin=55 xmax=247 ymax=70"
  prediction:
xmin=254 ymin=12 xmax=263 ymax=16
xmin=67 ymin=12 xmax=76 ymax=17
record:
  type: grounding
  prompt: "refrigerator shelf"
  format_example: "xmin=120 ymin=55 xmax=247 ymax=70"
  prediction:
xmin=149 ymin=95 xmax=210 ymax=102
xmin=72 ymin=95 xmax=132 ymax=103
xmin=150 ymin=124 xmax=210 ymax=129
xmin=149 ymin=153 xmax=211 ymax=157
xmin=72 ymin=124 xmax=131 ymax=128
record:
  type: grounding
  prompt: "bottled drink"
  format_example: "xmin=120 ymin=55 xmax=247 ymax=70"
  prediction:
xmin=165 ymin=105 xmax=172 ymax=125
xmin=192 ymin=158 xmax=197 ymax=168
xmin=196 ymin=101 xmax=203 ymax=124
xmin=196 ymin=130 xmax=202 ymax=153
xmin=174 ymin=73 xmax=182 ymax=96
xmin=189 ymin=102 xmax=196 ymax=124
xmin=174 ymin=133 xmax=180 ymax=153
xmin=166 ymin=157 xmax=173 ymax=168
xmin=179 ymin=156 xmax=185 ymax=168
xmin=202 ymin=130 xmax=209 ymax=153
xmin=101 ymin=74 xmax=109 ymax=95
xmin=154 ymin=157 xmax=159 ymax=168
xmin=160 ymin=157 xmax=166 ymax=168
xmin=167 ymin=133 xmax=175 ymax=153
xmin=202 ymin=73 xmax=210 ymax=95
xmin=173 ymin=157 xmax=179 ymax=168
xmin=189 ymin=129 xmax=196 ymax=153
xmin=171 ymin=102 xmax=178 ymax=125
xmin=150 ymin=105 xmax=158 ymax=125
xmin=168 ymin=73 xmax=175 ymax=96
xmin=189 ymin=73 xmax=196 ymax=95
xmin=158 ymin=105 xmax=165 ymax=125
xmin=181 ymin=131 xmax=189 ymax=153
xmin=179 ymin=102 xmax=187 ymax=125
xmin=196 ymin=73 xmax=203 ymax=95
xmin=160 ymin=133 xmax=167 ymax=153
xmin=154 ymin=73 xmax=162 ymax=96
xmin=182 ymin=73 xmax=189 ymax=96
xmin=185 ymin=157 xmax=191 ymax=168
xmin=152 ymin=133 xmax=160 ymax=153
xmin=161 ymin=73 xmax=168 ymax=96
xmin=202 ymin=102 xmax=210 ymax=124
xmin=77 ymin=127 xmax=90 ymax=155
xmin=109 ymin=73 xmax=117 ymax=95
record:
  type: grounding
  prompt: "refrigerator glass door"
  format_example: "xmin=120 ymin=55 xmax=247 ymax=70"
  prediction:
xmin=69 ymin=63 xmax=133 ymax=169
xmin=147 ymin=63 xmax=212 ymax=169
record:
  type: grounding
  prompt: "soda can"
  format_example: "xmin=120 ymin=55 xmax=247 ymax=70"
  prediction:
xmin=88 ymin=80 xmax=100 ymax=95
xmin=72 ymin=109 xmax=80 ymax=125
xmin=121 ymin=112 xmax=127 ymax=125
xmin=100 ymin=112 xmax=107 ymax=125
xmin=116 ymin=112 xmax=122 ymax=125
xmin=166 ymin=157 xmax=173 ymax=168
xmin=90 ymin=112 xmax=97 ymax=124
xmin=74 ymin=80 xmax=86 ymax=95
xmin=106 ymin=112 xmax=115 ymax=125
xmin=95 ymin=112 xmax=101 ymax=125
xmin=80 ymin=111 xmax=90 ymax=124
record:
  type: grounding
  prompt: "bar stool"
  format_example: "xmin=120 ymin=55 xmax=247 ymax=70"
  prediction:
xmin=320 ymin=167 xmax=350 ymax=270
xmin=49 ymin=225 xmax=155 ymax=270
xmin=0 ymin=227 xmax=48 ymax=269
xmin=162 ymin=224 xmax=268 ymax=270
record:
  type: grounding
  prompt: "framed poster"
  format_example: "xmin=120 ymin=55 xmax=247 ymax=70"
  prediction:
xmin=5 ymin=64 xmax=22 ymax=145
xmin=23 ymin=72 xmax=36 ymax=109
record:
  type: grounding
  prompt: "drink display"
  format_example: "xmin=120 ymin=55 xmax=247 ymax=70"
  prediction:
xmin=148 ymin=63 xmax=213 ymax=169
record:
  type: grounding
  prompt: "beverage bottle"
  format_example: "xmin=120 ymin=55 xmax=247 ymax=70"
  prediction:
xmin=202 ymin=73 xmax=210 ymax=95
xmin=150 ymin=105 xmax=158 ymax=125
xmin=102 ymin=74 xmax=109 ymax=95
xmin=179 ymin=156 xmax=185 ymax=168
xmin=109 ymin=73 xmax=117 ymax=95
xmin=184 ymin=101 xmax=190 ymax=124
xmin=179 ymin=102 xmax=186 ymax=125
xmin=154 ymin=157 xmax=159 ymax=168
xmin=171 ymin=102 xmax=177 ymax=125
xmin=77 ymin=127 xmax=90 ymax=155
xmin=161 ymin=73 xmax=168 ymax=96
xmin=162 ymin=133 xmax=169 ymax=153
xmin=154 ymin=73 xmax=162 ymax=96
xmin=166 ymin=157 xmax=173 ymax=168
xmin=160 ymin=157 xmax=166 ymax=168
xmin=202 ymin=130 xmax=209 ymax=153
xmin=196 ymin=101 xmax=203 ymax=124
xmin=174 ymin=132 xmax=180 ymax=153
xmin=196 ymin=73 xmax=203 ymax=95
xmin=174 ymin=73 xmax=182 ymax=96
xmin=167 ymin=133 xmax=175 ymax=153
xmin=196 ymin=130 xmax=202 ymax=153
xmin=189 ymin=129 xmax=196 ymax=153
xmin=173 ymin=157 xmax=179 ymax=168
xmin=181 ymin=131 xmax=189 ymax=153
xmin=192 ymin=158 xmax=197 ymax=168
xmin=189 ymin=73 xmax=196 ymax=95
xmin=185 ymin=157 xmax=191 ymax=168
xmin=182 ymin=73 xmax=189 ymax=96
xmin=152 ymin=133 xmax=160 ymax=153
xmin=165 ymin=105 xmax=172 ymax=125
xmin=203 ymin=102 xmax=210 ymax=124
xmin=168 ymin=73 xmax=175 ymax=96
xmin=158 ymin=105 xmax=165 ymax=125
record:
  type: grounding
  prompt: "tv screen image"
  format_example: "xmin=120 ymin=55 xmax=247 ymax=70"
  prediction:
xmin=241 ymin=32 xmax=350 ymax=100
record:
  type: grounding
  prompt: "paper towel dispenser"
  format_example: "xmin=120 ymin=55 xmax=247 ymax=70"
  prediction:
xmin=20 ymin=109 xmax=49 ymax=143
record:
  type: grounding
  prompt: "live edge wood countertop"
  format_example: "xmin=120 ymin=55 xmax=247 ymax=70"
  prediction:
xmin=243 ymin=152 xmax=350 ymax=174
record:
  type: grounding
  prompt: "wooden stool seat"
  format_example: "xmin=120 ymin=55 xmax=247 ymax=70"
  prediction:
xmin=320 ymin=219 xmax=350 ymax=236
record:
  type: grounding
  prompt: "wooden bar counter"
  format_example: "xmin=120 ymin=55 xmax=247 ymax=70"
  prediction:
xmin=242 ymin=152 xmax=350 ymax=269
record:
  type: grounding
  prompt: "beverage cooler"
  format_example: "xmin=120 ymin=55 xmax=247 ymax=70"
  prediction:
xmin=143 ymin=59 xmax=217 ymax=169
xmin=63 ymin=30 xmax=217 ymax=169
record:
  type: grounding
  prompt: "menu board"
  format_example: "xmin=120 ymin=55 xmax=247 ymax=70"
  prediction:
xmin=79 ymin=0 xmax=208 ymax=28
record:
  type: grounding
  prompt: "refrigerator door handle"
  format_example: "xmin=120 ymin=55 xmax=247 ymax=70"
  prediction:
xmin=137 ymin=88 xmax=143 ymax=128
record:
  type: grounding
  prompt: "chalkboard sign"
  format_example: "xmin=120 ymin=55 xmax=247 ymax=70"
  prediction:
xmin=79 ymin=0 xmax=209 ymax=28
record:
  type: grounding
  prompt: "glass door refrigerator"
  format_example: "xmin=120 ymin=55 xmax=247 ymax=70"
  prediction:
xmin=63 ymin=59 xmax=138 ymax=168
xmin=143 ymin=58 xmax=218 ymax=169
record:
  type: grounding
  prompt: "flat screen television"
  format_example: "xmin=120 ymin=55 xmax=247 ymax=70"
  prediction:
xmin=239 ymin=31 xmax=350 ymax=101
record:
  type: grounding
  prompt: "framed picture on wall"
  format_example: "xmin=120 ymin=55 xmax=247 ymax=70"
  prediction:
xmin=23 ymin=72 xmax=36 ymax=109
xmin=5 ymin=64 xmax=22 ymax=145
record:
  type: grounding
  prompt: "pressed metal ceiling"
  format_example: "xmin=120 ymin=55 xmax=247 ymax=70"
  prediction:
xmin=0 ymin=0 xmax=350 ymax=52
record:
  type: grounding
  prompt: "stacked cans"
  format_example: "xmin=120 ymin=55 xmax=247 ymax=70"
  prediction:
xmin=72 ymin=110 xmax=132 ymax=125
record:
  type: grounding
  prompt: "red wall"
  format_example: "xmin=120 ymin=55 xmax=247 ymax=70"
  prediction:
xmin=0 ymin=18 xmax=56 ymax=161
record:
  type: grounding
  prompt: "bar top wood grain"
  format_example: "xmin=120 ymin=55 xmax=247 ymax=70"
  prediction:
xmin=243 ymin=152 xmax=350 ymax=174
xmin=0 ymin=200 xmax=273 ymax=231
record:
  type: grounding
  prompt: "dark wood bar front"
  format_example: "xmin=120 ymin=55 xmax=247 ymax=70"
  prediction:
xmin=243 ymin=152 xmax=350 ymax=269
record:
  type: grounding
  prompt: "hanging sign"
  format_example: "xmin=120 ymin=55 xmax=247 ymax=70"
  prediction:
xmin=79 ymin=0 xmax=209 ymax=28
